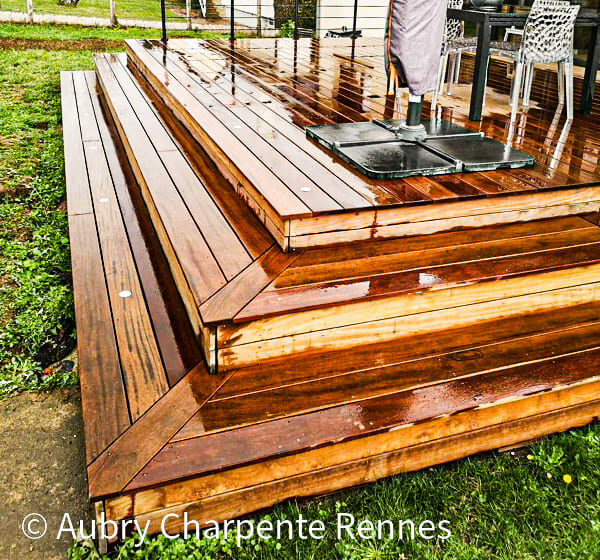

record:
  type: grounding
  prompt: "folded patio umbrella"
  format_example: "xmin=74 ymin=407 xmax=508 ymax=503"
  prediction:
xmin=385 ymin=0 xmax=447 ymax=96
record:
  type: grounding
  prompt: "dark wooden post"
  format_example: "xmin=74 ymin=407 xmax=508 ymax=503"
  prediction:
xmin=230 ymin=0 xmax=235 ymax=40
xmin=293 ymin=0 xmax=299 ymax=40
xmin=352 ymin=0 xmax=359 ymax=34
xmin=160 ymin=0 xmax=167 ymax=44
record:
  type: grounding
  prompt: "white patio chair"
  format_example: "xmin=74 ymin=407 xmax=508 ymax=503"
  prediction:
xmin=431 ymin=0 xmax=478 ymax=111
xmin=491 ymin=0 xmax=579 ymax=122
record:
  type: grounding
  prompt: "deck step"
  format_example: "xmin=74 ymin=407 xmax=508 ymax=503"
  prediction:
xmin=94 ymin=53 xmax=600 ymax=373
xmin=62 ymin=40 xmax=600 ymax=535
xmin=61 ymin=71 xmax=203 ymax=464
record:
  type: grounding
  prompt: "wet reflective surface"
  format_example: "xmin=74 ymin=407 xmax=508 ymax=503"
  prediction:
xmin=137 ymin=37 xmax=600 ymax=208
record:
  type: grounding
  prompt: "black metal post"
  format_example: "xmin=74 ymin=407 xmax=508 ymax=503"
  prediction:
xmin=580 ymin=22 xmax=600 ymax=114
xmin=160 ymin=0 xmax=167 ymax=44
xmin=406 ymin=96 xmax=423 ymax=126
xmin=352 ymin=0 xmax=358 ymax=34
xmin=230 ymin=0 xmax=235 ymax=40
xmin=469 ymin=15 xmax=491 ymax=121
xmin=293 ymin=0 xmax=299 ymax=40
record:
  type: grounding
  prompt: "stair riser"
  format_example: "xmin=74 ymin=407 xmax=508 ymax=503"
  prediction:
xmin=217 ymin=271 xmax=600 ymax=370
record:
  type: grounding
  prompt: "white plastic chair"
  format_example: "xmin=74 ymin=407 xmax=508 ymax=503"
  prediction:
xmin=431 ymin=0 xmax=478 ymax=111
xmin=491 ymin=0 xmax=579 ymax=122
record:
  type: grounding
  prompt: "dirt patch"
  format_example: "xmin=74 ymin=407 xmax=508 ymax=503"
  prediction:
xmin=0 ymin=38 xmax=123 ymax=51
xmin=0 ymin=388 xmax=89 ymax=560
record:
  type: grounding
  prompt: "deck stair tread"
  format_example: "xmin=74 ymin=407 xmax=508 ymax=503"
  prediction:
xmin=61 ymin=71 xmax=202 ymax=465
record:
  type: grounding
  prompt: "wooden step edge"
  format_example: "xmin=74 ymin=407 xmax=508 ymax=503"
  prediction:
xmin=93 ymin=54 xmax=218 ymax=374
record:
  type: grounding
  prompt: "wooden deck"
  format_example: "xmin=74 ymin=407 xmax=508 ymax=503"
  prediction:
xmin=125 ymin=38 xmax=600 ymax=250
xmin=61 ymin=37 xmax=600 ymax=537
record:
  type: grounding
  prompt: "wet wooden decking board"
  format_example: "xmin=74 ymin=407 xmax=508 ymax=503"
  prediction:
xmin=124 ymin=38 xmax=600 ymax=250
xmin=62 ymin=71 xmax=202 ymax=463
xmin=61 ymin=36 xmax=600 ymax=537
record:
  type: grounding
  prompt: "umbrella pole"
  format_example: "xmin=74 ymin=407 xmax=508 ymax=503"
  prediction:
xmin=405 ymin=94 xmax=423 ymax=127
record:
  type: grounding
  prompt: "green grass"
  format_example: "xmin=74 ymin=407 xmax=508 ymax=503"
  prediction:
xmin=0 ymin=0 xmax=176 ymax=22
xmin=0 ymin=21 xmax=227 ymax=40
xmin=68 ymin=426 xmax=600 ymax=559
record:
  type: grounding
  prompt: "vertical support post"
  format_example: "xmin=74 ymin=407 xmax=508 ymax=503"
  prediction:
xmin=293 ymin=0 xmax=299 ymax=40
xmin=230 ymin=0 xmax=235 ymax=40
xmin=256 ymin=0 xmax=262 ymax=37
xmin=26 ymin=0 xmax=33 ymax=23
xmin=186 ymin=0 xmax=192 ymax=30
xmin=352 ymin=0 xmax=358 ymax=35
xmin=580 ymin=22 xmax=600 ymax=115
xmin=406 ymin=94 xmax=424 ymax=126
xmin=109 ymin=0 xmax=117 ymax=26
xmin=160 ymin=0 xmax=167 ymax=44
xmin=469 ymin=15 xmax=491 ymax=121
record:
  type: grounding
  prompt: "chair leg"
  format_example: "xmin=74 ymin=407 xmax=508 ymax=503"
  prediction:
xmin=454 ymin=52 xmax=462 ymax=84
xmin=432 ymin=53 xmax=448 ymax=114
xmin=557 ymin=61 xmax=565 ymax=105
xmin=510 ymin=61 xmax=524 ymax=124
xmin=446 ymin=54 xmax=456 ymax=95
xmin=523 ymin=63 xmax=534 ymax=107
xmin=565 ymin=58 xmax=574 ymax=120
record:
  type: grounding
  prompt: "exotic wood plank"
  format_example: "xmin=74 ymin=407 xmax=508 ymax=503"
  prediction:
xmin=124 ymin=39 xmax=600 ymax=249
xmin=165 ymin=39 xmax=401 ymax=207
xmin=159 ymin=46 xmax=372 ymax=210
xmin=74 ymin=73 xmax=169 ymax=418
xmin=106 ymin=55 xmax=253 ymax=281
xmin=288 ymin=216 xmax=591 ymax=268
xmin=130 ymin=396 xmax=600 ymax=528
xmin=288 ymin=202 xmax=600 ymax=248
xmin=62 ymin=74 xmax=130 ymax=464
xmin=61 ymin=72 xmax=93 ymax=216
xmin=213 ymin=302 xmax=600 ymax=400
xmin=237 ymin=243 xmax=600 ymax=321
xmin=85 ymin=72 xmax=202 ymax=383
xmin=218 ymin=278 xmax=600 ymax=369
xmin=86 ymin=362 xmax=232 ymax=499
xmin=129 ymin=379 xmax=600 ymax=512
xmin=200 ymin=247 xmax=303 ymax=325
xmin=96 ymin=55 xmax=226 ymax=306
xmin=68 ymin=213 xmax=130 ymax=464
xmin=126 ymin=61 xmax=274 ymax=259
xmin=289 ymin=186 xmax=600 ymax=237
xmin=273 ymin=225 xmax=600 ymax=289
xmin=179 ymin=320 xmax=600 ymax=441
xmin=125 ymin=40 xmax=312 ymax=219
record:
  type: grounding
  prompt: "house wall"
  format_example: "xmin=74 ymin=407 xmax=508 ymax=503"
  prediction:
xmin=316 ymin=1 xmax=388 ymax=37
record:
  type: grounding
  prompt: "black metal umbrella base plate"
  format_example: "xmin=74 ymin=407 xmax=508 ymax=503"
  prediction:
xmin=306 ymin=120 xmax=534 ymax=180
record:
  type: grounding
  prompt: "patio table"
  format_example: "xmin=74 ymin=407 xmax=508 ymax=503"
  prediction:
xmin=447 ymin=7 xmax=600 ymax=121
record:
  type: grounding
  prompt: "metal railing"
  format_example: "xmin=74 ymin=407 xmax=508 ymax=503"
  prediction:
xmin=158 ymin=0 xmax=390 ymax=40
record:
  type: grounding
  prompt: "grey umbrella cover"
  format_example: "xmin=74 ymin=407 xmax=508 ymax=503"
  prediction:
xmin=385 ymin=0 xmax=447 ymax=96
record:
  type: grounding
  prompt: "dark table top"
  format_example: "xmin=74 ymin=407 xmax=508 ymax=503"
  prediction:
xmin=447 ymin=7 xmax=600 ymax=25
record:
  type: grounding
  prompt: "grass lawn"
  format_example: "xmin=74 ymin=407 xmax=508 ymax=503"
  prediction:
xmin=1 ymin=21 xmax=600 ymax=560
xmin=0 ymin=0 xmax=176 ymax=22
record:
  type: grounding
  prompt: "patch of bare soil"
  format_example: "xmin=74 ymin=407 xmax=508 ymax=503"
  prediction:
xmin=0 ymin=38 xmax=122 ymax=51
xmin=0 ymin=388 xmax=89 ymax=560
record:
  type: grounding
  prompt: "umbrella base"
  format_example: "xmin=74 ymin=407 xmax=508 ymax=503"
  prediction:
xmin=306 ymin=120 xmax=534 ymax=180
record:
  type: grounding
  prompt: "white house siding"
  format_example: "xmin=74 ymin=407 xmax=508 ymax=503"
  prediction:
xmin=316 ymin=1 xmax=388 ymax=37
